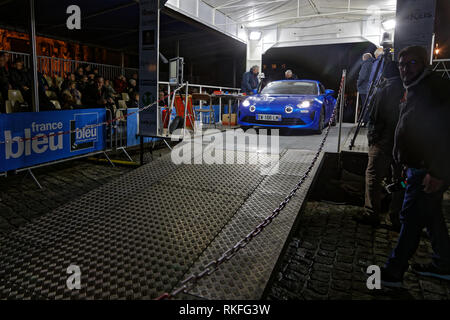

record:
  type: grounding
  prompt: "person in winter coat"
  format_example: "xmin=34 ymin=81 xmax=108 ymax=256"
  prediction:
xmin=241 ymin=65 xmax=259 ymax=95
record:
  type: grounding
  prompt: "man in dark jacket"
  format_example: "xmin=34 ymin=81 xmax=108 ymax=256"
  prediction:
xmin=380 ymin=46 xmax=450 ymax=288
xmin=241 ymin=65 xmax=259 ymax=95
xmin=357 ymin=53 xmax=374 ymax=111
xmin=354 ymin=61 xmax=405 ymax=227
xmin=9 ymin=59 xmax=32 ymax=105
xmin=84 ymin=76 xmax=108 ymax=107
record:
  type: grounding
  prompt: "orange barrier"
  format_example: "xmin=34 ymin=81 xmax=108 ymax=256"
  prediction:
xmin=174 ymin=94 xmax=195 ymax=129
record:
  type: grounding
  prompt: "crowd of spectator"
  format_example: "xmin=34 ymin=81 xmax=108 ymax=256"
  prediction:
xmin=0 ymin=52 xmax=140 ymax=114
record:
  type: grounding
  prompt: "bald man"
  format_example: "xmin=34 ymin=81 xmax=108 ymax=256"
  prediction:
xmin=285 ymin=70 xmax=298 ymax=80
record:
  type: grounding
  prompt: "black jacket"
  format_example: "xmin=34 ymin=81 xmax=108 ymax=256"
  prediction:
xmin=83 ymin=84 xmax=107 ymax=107
xmin=367 ymin=76 xmax=404 ymax=153
xmin=393 ymin=71 xmax=450 ymax=183
xmin=241 ymin=67 xmax=259 ymax=94
xmin=9 ymin=67 xmax=31 ymax=90
xmin=0 ymin=66 xmax=9 ymax=89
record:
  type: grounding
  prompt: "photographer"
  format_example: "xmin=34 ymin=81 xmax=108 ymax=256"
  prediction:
xmin=353 ymin=60 xmax=404 ymax=228
xmin=381 ymin=46 xmax=450 ymax=287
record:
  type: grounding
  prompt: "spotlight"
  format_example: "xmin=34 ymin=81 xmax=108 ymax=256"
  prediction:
xmin=382 ymin=19 xmax=396 ymax=30
xmin=249 ymin=31 xmax=262 ymax=41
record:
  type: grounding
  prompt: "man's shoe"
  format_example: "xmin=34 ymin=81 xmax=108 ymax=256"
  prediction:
xmin=380 ymin=267 xmax=404 ymax=288
xmin=353 ymin=211 xmax=380 ymax=227
xmin=411 ymin=263 xmax=450 ymax=281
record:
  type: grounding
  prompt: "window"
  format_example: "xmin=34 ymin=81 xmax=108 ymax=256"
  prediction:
xmin=261 ymin=81 xmax=318 ymax=95
xmin=319 ymin=84 xmax=326 ymax=95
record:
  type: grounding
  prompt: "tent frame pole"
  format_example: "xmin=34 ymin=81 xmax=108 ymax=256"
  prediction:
xmin=30 ymin=0 xmax=40 ymax=112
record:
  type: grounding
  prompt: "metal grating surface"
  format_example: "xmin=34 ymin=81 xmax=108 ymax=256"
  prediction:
xmin=342 ymin=127 xmax=369 ymax=153
xmin=0 ymin=145 xmax=322 ymax=300
xmin=2 ymin=184 xmax=245 ymax=299
xmin=181 ymin=150 xmax=322 ymax=300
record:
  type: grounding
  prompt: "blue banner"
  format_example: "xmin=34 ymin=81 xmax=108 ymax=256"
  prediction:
xmin=0 ymin=109 xmax=106 ymax=172
xmin=126 ymin=108 xmax=156 ymax=147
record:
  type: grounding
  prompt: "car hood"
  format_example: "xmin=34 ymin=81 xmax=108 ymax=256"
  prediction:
xmin=245 ymin=94 xmax=318 ymax=106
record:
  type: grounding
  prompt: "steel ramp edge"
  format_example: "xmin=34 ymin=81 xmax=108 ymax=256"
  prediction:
xmin=177 ymin=149 xmax=325 ymax=300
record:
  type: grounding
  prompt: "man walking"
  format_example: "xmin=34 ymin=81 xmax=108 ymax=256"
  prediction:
xmin=380 ymin=46 xmax=450 ymax=287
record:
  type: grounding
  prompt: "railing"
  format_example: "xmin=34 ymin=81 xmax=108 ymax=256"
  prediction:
xmin=432 ymin=59 xmax=450 ymax=80
xmin=0 ymin=50 xmax=138 ymax=80
xmin=157 ymin=81 xmax=241 ymax=136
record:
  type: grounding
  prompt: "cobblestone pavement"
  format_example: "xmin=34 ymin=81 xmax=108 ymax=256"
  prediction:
xmin=0 ymin=147 xmax=170 ymax=234
xmin=267 ymin=192 xmax=450 ymax=300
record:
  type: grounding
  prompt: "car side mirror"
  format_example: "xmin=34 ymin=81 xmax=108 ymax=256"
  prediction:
xmin=325 ymin=89 xmax=334 ymax=96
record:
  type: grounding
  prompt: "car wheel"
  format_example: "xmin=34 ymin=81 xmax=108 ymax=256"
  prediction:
xmin=315 ymin=108 xmax=325 ymax=134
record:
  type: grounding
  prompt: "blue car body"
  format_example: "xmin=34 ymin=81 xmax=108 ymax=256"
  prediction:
xmin=238 ymin=80 xmax=336 ymax=131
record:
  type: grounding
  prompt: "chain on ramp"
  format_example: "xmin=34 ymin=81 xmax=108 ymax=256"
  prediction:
xmin=156 ymin=71 xmax=348 ymax=300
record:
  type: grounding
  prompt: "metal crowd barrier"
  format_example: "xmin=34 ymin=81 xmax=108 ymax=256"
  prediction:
xmin=111 ymin=108 xmax=134 ymax=162
xmin=157 ymin=81 xmax=241 ymax=136
xmin=0 ymin=50 xmax=138 ymax=80
xmin=7 ymin=108 xmax=115 ymax=189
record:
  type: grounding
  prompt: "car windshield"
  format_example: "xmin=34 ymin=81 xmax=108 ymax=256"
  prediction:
xmin=261 ymin=81 xmax=318 ymax=95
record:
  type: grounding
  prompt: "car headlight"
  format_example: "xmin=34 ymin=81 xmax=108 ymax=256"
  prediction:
xmin=242 ymin=100 xmax=251 ymax=107
xmin=297 ymin=100 xmax=311 ymax=108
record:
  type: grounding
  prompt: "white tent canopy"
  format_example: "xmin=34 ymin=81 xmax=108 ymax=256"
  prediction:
xmin=165 ymin=0 xmax=397 ymax=68
xmin=166 ymin=0 xmax=396 ymax=45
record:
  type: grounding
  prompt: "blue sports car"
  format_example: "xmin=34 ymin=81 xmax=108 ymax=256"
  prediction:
xmin=238 ymin=80 xmax=336 ymax=133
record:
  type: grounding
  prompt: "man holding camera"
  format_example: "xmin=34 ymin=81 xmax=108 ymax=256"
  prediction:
xmin=381 ymin=46 xmax=450 ymax=287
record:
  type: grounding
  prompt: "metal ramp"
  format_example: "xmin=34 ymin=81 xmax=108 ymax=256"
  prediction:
xmin=0 ymin=141 xmax=323 ymax=300
xmin=342 ymin=126 xmax=369 ymax=153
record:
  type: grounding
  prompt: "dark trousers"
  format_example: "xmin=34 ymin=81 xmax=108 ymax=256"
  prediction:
xmin=385 ymin=168 xmax=450 ymax=278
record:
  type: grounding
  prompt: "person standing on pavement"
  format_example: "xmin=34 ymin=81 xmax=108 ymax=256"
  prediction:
xmin=353 ymin=61 xmax=404 ymax=228
xmin=380 ymin=45 xmax=450 ymax=288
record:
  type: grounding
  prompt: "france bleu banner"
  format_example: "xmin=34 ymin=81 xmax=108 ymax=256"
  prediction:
xmin=0 ymin=109 xmax=106 ymax=172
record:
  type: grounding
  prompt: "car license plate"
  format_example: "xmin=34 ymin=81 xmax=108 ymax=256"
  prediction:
xmin=257 ymin=114 xmax=281 ymax=121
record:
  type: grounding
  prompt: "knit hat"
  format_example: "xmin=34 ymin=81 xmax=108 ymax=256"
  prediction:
xmin=383 ymin=61 xmax=400 ymax=79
